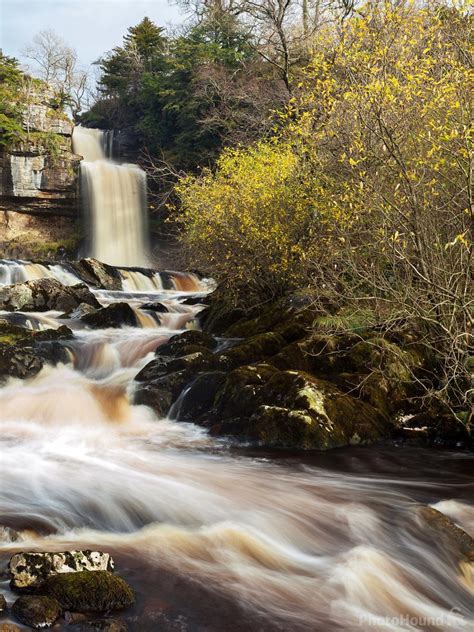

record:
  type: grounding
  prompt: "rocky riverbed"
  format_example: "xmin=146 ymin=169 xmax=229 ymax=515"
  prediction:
xmin=0 ymin=258 xmax=473 ymax=630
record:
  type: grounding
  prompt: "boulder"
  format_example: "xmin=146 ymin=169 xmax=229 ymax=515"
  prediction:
xmin=81 ymin=303 xmax=137 ymax=329
xmin=0 ymin=278 xmax=100 ymax=313
xmin=68 ymin=259 xmax=123 ymax=291
xmin=9 ymin=551 xmax=114 ymax=591
xmin=172 ymin=371 xmax=227 ymax=421
xmin=417 ymin=506 xmax=474 ymax=561
xmin=220 ymin=332 xmax=286 ymax=369
xmin=43 ymin=571 xmax=134 ymax=612
xmin=136 ymin=350 xmax=220 ymax=383
xmin=156 ymin=330 xmax=217 ymax=358
xmin=12 ymin=595 xmax=61 ymax=629
xmin=0 ymin=343 xmax=43 ymax=381
xmin=210 ymin=369 xmax=390 ymax=450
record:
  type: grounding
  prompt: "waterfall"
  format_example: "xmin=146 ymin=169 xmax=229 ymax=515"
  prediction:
xmin=72 ymin=126 xmax=150 ymax=267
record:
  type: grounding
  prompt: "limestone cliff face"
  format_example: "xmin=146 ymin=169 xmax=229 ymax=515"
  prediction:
xmin=0 ymin=85 xmax=82 ymax=258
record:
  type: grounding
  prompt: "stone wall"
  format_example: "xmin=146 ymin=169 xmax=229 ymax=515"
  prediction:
xmin=0 ymin=85 xmax=82 ymax=258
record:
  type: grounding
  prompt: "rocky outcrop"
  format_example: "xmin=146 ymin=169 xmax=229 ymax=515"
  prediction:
xmin=9 ymin=551 xmax=114 ymax=591
xmin=0 ymin=278 xmax=100 ymax=312
xmin=0 ymin=319 xmax=73 ymax=381
xmin=0 ymin=84 xmax=81 ymax=258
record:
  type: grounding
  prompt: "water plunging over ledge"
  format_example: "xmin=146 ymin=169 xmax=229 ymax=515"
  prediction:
xmin=72 ymin=127 xmax=149 ymax=268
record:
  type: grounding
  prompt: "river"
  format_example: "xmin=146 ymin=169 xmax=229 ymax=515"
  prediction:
xmin=0 ymin=262 xmax=473 ymax=631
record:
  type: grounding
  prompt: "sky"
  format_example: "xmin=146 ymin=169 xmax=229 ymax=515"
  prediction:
xmin=0 ymin=0 xmax=184 ymax=71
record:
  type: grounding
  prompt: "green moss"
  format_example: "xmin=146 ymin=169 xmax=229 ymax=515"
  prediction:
xmin=43 ymin=571 xmax=135 ymax=612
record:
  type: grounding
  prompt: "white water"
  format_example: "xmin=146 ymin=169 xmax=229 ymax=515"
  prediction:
xmin=0 ymin=266 xmax=473 ymax=630
xmin=72 ymin=126 xmax=149 ymax=267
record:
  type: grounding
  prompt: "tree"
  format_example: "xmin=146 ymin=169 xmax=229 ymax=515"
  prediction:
xmin=175 ymin=1 xmax=473 ymax=418
xmin=23 ymin=30 xmax=91 ymax=119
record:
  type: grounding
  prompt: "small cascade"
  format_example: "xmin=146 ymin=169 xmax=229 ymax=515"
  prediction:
xmin=72 ymin=126 xmax=150 ymax=268
xmin=0 ymin=260 xmax=81 ymax=287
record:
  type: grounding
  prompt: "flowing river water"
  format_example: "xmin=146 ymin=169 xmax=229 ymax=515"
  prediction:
xmin=0 ymin=261 xmax=473 ymax=631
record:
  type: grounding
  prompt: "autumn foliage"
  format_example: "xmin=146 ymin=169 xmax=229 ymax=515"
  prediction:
xmin=176 ymin=1 xmax=472 ymax=414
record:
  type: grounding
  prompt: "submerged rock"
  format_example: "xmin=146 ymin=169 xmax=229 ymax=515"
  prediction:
xmin=9 ymin=551 xmax=114 ymax=591
xmin=0 ymin=278 xmax=100 ymax=313
xmin=418 ymin=506 xmax=474 ymax=561
xmin=43 ymin=571 xmax=134 ymax=612
xmin=70 ymin=619 xmax=128 ymax=631
xmin=12 ymin=595 xmax=61 ymax=629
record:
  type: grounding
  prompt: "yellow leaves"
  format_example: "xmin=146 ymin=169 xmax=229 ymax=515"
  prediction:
xmin=445 ymin=232 xmax=469 ymax=250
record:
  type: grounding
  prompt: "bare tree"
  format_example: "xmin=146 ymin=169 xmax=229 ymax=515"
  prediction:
xmin=23 ymin=29 xmax=91 ymax=119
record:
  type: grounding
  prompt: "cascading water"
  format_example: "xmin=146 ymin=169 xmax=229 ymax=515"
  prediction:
xmin=72 ymin=126 xmax=150 ymax=267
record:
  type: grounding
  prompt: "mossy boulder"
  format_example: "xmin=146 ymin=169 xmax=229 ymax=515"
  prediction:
xmin=210 ymin=369 xmax=389 ymax=449
xmin=12 ymin=595 xmax=61 ymax=629
xmin=221 ymin=332 xmax=286 ymax=369
xmin=136 ymin=350 xmax=221 ymax=384
xmin=42 ymin=571 xmax=134 ymax=612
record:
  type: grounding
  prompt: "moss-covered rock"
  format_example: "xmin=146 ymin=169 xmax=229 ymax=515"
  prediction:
xmin=210 ymin=368 xmax=389 ymax=449
xmin=42 ymin=571 xmax=134 ymax=612
xmin=12 ymin=595 xmax=61 ymax=629
xmin=221 ymin=332 xmax=286 ymax=369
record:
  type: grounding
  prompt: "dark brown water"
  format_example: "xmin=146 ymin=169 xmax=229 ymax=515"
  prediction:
xmin=0 ymin=263 xmax=473 ymax=631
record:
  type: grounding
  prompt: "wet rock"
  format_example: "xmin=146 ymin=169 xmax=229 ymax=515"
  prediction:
xmin=0 ymin=278 xmax=100 ymax=313
xmin=9 ymin=551 xmax=114 ymax=591
xmin=70 ymin=619 xmax=128 ymax=631
xmin=156 ymin=330 xmax=217 ymax=358
xmin=418 ymin=506 xmax=474 ymax=561
xmin=0 ymin=526 xmax=21 ymax=543
xmin=210 ymin=369 xmax=389 ymax=450
xmin=134 ymin=379 xmax=175 ymax=417
xmin=0 ymin=343 xmax=43 ymax=381
xmin=81 ymin=303 xmax=137 ymax=329
xmin=12 ymin=595 xmax=61 ymax=629
xmin=174 ymin=371 xmax=227 ymax=421
xmin=0 ymin=594 xmax=7 ymax=611
xmin=221 ymin=332 xmax=286 ymax=369
xmin=136 ymin=350 xmax=220 ymax=383
xmin=68 ymin=259 xmax=123 ymax=291
xmin=140 ymin=302 xmax=169 ymax=313
xmin=43 ymin=571 xmax=134 ymax=612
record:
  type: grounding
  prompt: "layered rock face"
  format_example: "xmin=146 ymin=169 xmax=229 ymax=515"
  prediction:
xmin=0 ymin=85 xmax=81 ymax=258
